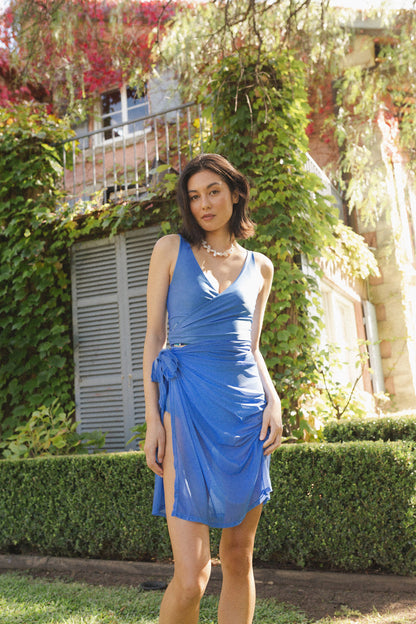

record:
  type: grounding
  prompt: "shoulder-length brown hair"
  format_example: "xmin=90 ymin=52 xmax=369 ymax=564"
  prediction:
xmin=176 ymin=153 xmax=255 ymax=245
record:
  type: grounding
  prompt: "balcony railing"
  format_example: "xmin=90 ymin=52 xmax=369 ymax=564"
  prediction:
xmin=60 ymin=101 xmax=343 ymax=216
xmin=61 ymin=102 xmax=209 ymax=205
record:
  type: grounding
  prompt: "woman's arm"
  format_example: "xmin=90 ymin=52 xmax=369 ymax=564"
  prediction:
xmin=143 ymin=234 xmax=180 ymax=476
xmin=251 ymin=253 xmax=283 ymax=455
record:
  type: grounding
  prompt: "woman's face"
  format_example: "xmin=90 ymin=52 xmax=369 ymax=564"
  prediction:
xmin=187 ymin=169 xmax=239 ymax=235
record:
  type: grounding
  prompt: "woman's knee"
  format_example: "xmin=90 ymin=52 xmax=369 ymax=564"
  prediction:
xmin=219 ymin=539 xmax=253 ymax=577
xmin=173 ymin=560 xmax=211 ymax=602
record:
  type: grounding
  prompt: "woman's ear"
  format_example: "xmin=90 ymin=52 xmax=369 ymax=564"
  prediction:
xmin=232 ymin=189 xmax=239 ymax=204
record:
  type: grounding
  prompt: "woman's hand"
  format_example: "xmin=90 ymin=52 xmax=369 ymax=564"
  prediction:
xmin=260 ymin=399 xmax=283 ymax=455
xmin=144 ymin=417 xmax=166 ymax=477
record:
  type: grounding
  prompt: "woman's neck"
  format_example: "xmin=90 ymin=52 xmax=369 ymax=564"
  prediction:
xmin=203 ymin=232 xmax=235 ymax=252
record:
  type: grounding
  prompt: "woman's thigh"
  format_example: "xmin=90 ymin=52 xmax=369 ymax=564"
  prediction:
xmin=219 ymin=505 xmax=263 ymax=569
xmin=163 ymin=412 xmax=211 ymax=578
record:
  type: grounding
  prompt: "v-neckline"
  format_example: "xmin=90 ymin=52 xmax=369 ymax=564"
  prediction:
xmin=187 ymin=240 xmax=250 ymax=296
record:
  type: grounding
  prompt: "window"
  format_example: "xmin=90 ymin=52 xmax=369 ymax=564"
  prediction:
xmin=101 ymin=86 xmax=149 ymax=141
xmin=321 ymin=282 xmax=363 ymax=390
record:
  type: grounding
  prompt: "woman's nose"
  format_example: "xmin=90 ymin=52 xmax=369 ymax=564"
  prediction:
xmin=201 ymin=195 xmax=210 ymax=210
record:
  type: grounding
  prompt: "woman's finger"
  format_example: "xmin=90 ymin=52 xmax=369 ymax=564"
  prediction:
xmin=146 ymin=453 xmax=164 ymax=477
xmin=262 ymin=426 xmax=283 ymax=454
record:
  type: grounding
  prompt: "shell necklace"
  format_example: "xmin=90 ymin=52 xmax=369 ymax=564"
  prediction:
xmin=202 ymin=239 xmax=234 ymax=258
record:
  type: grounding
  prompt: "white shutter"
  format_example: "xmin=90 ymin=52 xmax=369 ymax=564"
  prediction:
xmin=362 ymin=300 xmax=385 ymax=394
xmin=71 ymin=226 xmax=159 ymax=451
xmin=125 ymin=230 xmax=158 ymax=429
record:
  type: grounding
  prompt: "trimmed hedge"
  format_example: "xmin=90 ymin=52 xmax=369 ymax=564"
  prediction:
xmin=1 ymin=443 xmax=416 ymax=574
xmin=264 ymin=441 xmax=416 ymax=574
xmin=323 ymin=412 xmax=416 ymax=443
xmin=0 ymin=452 xmax=171 ymax=561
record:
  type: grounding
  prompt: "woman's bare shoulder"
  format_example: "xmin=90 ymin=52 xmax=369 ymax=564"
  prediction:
xmin=150 ymin=234 xmax=181 ymax=282
xmin=152 ymin=234 xmax=181 ymax=261
xmin=153 ymin=233 xmax=181 ymax=252
xmin=253 ymin=250 xmax=274 ymax=280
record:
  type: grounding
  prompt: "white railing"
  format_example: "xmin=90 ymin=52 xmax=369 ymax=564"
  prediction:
xmin=60 ymin=102 xmax=343 ymax=215
xmin=61 ymin=102 xmax=209 ymax=204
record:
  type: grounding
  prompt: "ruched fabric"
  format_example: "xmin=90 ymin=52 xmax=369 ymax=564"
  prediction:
xmin=151 ymin=236 xmax=272 ymax=528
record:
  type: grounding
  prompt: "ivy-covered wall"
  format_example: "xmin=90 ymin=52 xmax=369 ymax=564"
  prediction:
xmin=0 ymin=105 xmax=178 ymax=444
xmin=201 ymin=51 xmax=378 ymax=433
xmin=0 ymin=52 xmax=377 ymax=447
xmin=0 ymin=109 xmax=74 ymax=440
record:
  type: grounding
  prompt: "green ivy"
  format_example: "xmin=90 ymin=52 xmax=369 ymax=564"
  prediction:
xmin=0 ymin=107 xmax=74 ymax=439
xmin=0 ymin=53 xmax=377 ymax=446
xmin=201 ymin=51 xmax=344 ymax=434
xmin=0 ymin=104 xmax=179 ymax=444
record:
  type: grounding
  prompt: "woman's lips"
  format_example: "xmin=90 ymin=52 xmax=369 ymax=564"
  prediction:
xmin=202 ymin=214 xmax=215 ymax=221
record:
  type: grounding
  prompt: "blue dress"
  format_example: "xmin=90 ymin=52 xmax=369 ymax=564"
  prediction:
xmin=151 ymin=235 xmax=272 ymax=528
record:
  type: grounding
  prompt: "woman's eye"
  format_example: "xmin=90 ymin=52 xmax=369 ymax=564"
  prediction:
xmin=189 ymin=195 xmax=198 ymax=201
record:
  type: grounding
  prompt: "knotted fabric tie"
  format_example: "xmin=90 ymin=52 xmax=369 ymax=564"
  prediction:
xmin=151 ymin=348 xmax=180 ymax=415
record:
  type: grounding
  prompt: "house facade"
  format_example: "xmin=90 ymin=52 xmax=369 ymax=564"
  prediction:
xmin=308 ymin=14 xmax=416 ymax=411
xmin=60 ymin=11 xmax=416 ymax=450
xmin=361 ymin=110 xmax=416 ymax=409
xmin=67 ymin=90 xmax=388 ymax=451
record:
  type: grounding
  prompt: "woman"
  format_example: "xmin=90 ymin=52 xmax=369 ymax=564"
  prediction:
xmin=143 ymin=153 xmax=282 ymax=624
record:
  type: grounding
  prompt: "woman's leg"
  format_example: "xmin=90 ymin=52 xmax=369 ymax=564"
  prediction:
xmin=217 ymin=504 xmax=263 ymax=624
xmin=159 ymin=412 xmax=211 ymax=624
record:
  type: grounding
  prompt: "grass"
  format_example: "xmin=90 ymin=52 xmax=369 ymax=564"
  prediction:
xmin=317 ymin=606 xmax=416 ymax=624
xmin=1 ymin=571 xmax=415 ymax=624
xmin=0 ymin=572 xmax=310 ymax=624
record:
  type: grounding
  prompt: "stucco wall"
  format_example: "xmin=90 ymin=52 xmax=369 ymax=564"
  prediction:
xmin=361 ymin=214 xmax=416 ymax=410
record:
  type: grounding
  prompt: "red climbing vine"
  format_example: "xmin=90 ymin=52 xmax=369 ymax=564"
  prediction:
xmin=0 ymin=0 xmax=180 ymax=111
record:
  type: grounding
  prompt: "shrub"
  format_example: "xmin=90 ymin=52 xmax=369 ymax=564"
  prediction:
xmin=0 ymin=452 xmax=171 ymax=561
xmin=0 ymin=401 xmax=106 ymax=459
xmin=1 ymin=442 xmax=416 ymax=574
xmin=258 ymin=440 xmax=416 ymax=574
xmin=323 ymin=411 xmax=416 ymax=443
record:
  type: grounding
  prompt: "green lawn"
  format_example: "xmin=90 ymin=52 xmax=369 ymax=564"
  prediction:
xmin=1 ymin=571 xmax=415 ymax=624
xmin=0 ymin=572 xmax=310 ymax=624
